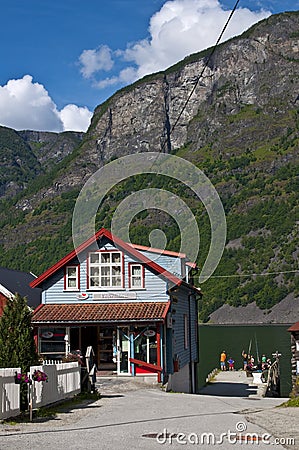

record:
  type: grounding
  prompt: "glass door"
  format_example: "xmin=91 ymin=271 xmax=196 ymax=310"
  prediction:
xmin=97 ymin=327 xmax=115 ymax=369
xmin=117 ymin=327 xmax=130 ymax=374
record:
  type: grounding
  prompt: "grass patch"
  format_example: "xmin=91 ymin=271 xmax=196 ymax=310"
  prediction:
xmin=206 ymin=369 xmax=220 ymax=384
xmin=279 ymin=396 xmax=299 ymax=407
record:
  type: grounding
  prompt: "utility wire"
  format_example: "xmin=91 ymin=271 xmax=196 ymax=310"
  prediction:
xmin=205 ymin=269 xmax=299 ymax=279
xmin=161 ymin=0 xmax=241 ymax=151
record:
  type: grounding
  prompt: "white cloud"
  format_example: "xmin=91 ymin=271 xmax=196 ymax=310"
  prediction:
xmin=79 ymin=45 xmax=114 ymax=78
xmin=94 ymin=67 xmax=138 ymax=89
xmin=124 ymin=0 xmax=271 ymax=79
xmin=0 ymin=75 xmax=64 ymax=132
xmin=88 ymin=0 xmax=271 ymax=88
xmin=0 ymin=75 xmax=92 ymax=132
xmin=59 ymin=104 xmax=93 ymax=132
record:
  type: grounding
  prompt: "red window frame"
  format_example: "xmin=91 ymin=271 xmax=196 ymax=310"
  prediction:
xmin=64 ymin=265 xmax=80 ymax=291
xmin=128 ymin=263 xmax=145 ymax=289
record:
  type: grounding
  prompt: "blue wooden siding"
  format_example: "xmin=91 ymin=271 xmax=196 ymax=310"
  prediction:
xmin=42 ymin=241 xmax=175 ymax=304
xmin=166 ymin=288 xmax=198 ymax=372
xmin=137 ymin=250 xmax=184 ymax=278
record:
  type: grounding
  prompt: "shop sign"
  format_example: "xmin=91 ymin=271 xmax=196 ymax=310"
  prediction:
xmin=144 ymin=329 xmax=156 ymax=337
xmin=93 ymin=292 xmax=137 ymax=300
xmin=76 ymin=293 xmax=89 ymax=300
xmin=41 ymin=331 xmax=53 ymax=339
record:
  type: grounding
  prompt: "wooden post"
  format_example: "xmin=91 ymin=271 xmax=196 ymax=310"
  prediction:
xmin=156 ymin=325 xmax=161 ymax=383
xmin=130 ymin=332 xmax=135 ymax=376
xmin=28 ymin=380 xmax=33 ymax=422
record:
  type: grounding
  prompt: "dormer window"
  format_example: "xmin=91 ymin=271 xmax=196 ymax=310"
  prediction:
xmin=129 ymin=263 xmax=145 ymax=289
xmin=89 ymin=251 xmax=123 ymax=288
xmin=65 ymin=265 xmax=80 ymax=290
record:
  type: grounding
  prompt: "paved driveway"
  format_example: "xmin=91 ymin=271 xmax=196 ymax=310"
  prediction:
xmin=0 ymin=375 xmax=295 ymax=450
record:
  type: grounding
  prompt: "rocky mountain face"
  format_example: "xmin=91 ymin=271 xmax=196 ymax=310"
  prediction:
xmin=0 ymin=11 xmax=298 ymax=322
xmin=74 ymin=11 xmax=298 ymax=171
xmin=1 ymin=11 xmax=296 ymax=204
xmin=0 ymin=127 xmax=83 ymax=199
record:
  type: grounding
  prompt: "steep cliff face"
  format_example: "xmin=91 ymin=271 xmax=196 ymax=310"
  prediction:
xmin=84 ymin=12 xmax=298 ymax=158
xmin=28 ymin=11 xmax=296 ymax=201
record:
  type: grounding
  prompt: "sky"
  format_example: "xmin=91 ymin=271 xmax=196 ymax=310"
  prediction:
xmin=0 ymin=0 xmax=298 ymax=133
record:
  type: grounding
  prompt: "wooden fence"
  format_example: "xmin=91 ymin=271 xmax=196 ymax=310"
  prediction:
xmin=0 ymin=362 xmax=81 ymax=419
xmin=29 ymin=362 xmax=81 ymax=409
xmin=0 ymin=367 xmax=21 ymax=420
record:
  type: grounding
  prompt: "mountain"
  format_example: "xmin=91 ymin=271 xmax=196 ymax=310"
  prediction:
xmin=0 ymin=11 xmax=298 ymax=322
xmin=0 ymin=127 xmax=83 ymax=200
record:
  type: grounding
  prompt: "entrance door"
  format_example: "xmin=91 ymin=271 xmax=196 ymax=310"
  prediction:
xmin=97 ymin=327 xmax=116 ymax=371
xmin=117 ymin=327 xmax=130 ymax=374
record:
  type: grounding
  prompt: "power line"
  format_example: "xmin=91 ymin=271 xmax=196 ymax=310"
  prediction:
xmin=161 ymin=0 xmax=241 ymax=151
xmin=206 ymin=269 xmax=299 ymax=279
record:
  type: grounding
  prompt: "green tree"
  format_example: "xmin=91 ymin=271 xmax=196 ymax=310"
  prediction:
xmin=0 ymin=293 xmax=39 ymax=409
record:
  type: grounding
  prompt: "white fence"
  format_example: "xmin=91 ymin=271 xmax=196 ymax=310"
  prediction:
xmin=0 ymin=367 xmax=21 ymax=420
xmin=29 ymin=362 xmax=81 ymax=409
xmin=0 ymin=362 xmax=81 ymax=419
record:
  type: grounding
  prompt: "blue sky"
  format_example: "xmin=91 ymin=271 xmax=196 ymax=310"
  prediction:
xmin=0 ymin=0 xmax=298 ymax=132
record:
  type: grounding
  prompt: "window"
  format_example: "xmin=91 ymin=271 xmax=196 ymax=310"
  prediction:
xmin=89 ymin=251 xmax=123 ymax=288
xmin=39 ymin=327 xmax=66 ymax=359
xmin=129 ymin=263 xmax=144 ymax=289
xmin=65 ymin=265 xmax=79 ymax=290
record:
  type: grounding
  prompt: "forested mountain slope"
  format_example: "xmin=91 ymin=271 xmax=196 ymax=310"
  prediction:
xmin=0 ymin=11 xmax=298 ymax=322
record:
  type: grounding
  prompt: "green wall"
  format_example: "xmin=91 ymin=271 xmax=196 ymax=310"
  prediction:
xmin=198 ymin=324 xmax=292 ymax=397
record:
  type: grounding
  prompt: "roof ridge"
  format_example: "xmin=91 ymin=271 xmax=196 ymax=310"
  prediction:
xmin=30 ymin=228 xmax=184 ymax=288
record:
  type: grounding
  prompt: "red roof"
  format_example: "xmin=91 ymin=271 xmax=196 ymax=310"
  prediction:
xmin=129 ymin=244 xmax=187 ymax=259
xmin=288 ymin=321 xmax=299 ymax=332
xmin=30 ymin=228 xmax=183 ymax=289
xmin=32 ymin=301 xmax=170 ymax=324
xmin=129 ymin=244 xmax=198 ymax=269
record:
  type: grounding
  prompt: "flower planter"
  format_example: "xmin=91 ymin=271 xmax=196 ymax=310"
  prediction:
xmin=32 ymin=369 xmax=48 ymax=382
xmin=14 ymin=372 xmax=31 ymax=384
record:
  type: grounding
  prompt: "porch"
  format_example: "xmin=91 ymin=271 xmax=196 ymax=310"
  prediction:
xmin=32 ymin=302 xmax=169 ymax=381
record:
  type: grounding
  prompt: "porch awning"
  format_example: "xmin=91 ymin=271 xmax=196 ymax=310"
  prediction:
xmin=32 ymin=301 xmax=170 ymax=325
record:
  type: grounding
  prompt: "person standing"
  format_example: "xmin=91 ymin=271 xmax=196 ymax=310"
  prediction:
xmin=220 ymin=350 xmax=227 ymax=371
xmin=242 ymin=350 xmax=248 ymax=370
xmin=261 ymin=354 xmax=267 ymax=369
xmin=228 ymin=356 xmax=235 ymax=371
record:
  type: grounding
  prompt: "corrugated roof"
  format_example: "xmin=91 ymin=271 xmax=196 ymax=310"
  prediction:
xmin=288 ymin=321 xmax=299 ymax=332
xmin=0 ymin=267 xmax=41 ymax=308
xmin=32 ymin=301 xmax=170 ymax=324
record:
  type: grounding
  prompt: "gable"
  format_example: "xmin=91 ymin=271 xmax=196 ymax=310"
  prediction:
xmin=30 ymin=228 xmax=183 ymax=289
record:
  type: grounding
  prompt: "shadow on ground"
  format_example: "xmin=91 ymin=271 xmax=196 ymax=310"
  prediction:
xmin=198 ymin=381 xmax=258 ymax=397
